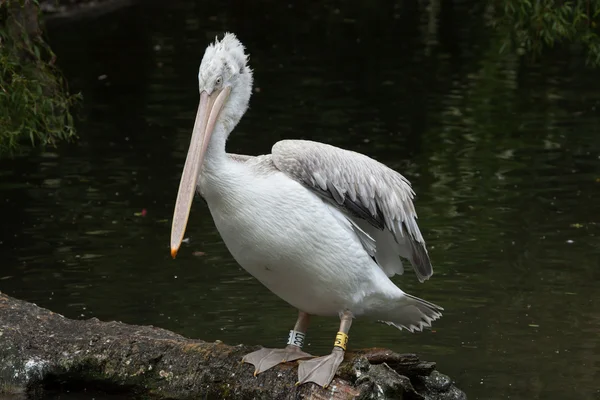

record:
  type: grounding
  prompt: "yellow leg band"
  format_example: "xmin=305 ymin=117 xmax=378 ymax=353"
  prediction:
xmin=334 ymin=331 xmax=349 ymax=351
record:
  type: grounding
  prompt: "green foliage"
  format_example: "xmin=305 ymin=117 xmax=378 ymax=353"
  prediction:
xmin=0 ymin=0 xmax=80 ymax=158
xmin=496 ymin=0 xmax=600 ymax=66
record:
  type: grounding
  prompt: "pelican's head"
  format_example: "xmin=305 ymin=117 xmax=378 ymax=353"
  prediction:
xmin=197 ymin=33 xmax=253 ymax=132
xmin=170 ymin=33 xmax=253 ymax=258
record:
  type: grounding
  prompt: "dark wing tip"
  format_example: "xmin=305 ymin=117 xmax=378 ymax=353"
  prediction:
xmin=401 ymin=221 xmax=433 ymax=282
xmin=409 ymin=239 xmax=433 ymax=282
xmin=394 ymin=221 xmax=433 ymax=282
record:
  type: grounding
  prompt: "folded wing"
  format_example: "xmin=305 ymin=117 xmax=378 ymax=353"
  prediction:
xmin=271 ymin=139 xmax=433 ymax=282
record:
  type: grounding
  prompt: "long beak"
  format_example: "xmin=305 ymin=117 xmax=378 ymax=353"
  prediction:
xmin=170 ymin=87 xmax=230 ymax=258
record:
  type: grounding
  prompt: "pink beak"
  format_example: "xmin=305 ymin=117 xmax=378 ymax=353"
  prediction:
xmin=170 ymin=87 xmax=230 ymax=258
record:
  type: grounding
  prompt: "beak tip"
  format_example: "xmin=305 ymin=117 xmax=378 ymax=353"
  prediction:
xmin=171 ymin=247 xmax=178 ymax=259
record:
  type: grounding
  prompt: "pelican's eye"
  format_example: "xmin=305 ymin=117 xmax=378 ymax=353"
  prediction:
xmin=215 ymin=76 xmax=223 ymax=87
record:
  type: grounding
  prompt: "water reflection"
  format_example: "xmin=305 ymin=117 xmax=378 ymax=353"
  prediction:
xmin=1 ymin=1 xmax=599 ymax=399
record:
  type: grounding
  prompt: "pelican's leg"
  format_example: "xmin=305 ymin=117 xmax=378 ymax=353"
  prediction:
xmin=242 ymin=311 xmax=314 ymax=376
xmin=296 ymin=310 xmax=353 ymax=388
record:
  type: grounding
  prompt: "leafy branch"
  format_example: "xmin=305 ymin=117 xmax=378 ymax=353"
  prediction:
xmin=0 ymin=0 xmax=81 ymax=158
xmin=495 ymin=0 xmax=600 ymax=66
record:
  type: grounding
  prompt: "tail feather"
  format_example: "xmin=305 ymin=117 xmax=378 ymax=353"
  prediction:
xmin=378 ymin=293 xmax=443 ymax=333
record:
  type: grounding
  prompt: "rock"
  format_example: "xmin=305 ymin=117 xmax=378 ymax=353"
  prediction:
xmin=0 ymin=292 xmax=466 ymax=399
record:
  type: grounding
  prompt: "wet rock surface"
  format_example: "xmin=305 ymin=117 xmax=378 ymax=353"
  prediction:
xmin=0 ymin=292 xmax=466 ymax=399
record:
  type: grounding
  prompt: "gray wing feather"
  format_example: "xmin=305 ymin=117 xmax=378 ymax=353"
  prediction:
xmin=272 ymin=139 xmax=432 ymax=282
xmin=227 ymin=153 xmax=254 ymax=163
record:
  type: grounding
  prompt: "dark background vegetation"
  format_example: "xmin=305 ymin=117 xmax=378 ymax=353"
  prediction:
xmin=1 ymin=0 xmax=599 ymax=154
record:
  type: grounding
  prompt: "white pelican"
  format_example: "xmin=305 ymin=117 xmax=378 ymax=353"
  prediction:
xmin=170 ymin=33 xmax=443 ymax=388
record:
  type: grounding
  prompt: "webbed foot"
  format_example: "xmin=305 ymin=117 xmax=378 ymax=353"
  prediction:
xmin=296 ymin=347 xmax=344 ymax=388
xmin=242 ymin=344 xmax=313 ymax=375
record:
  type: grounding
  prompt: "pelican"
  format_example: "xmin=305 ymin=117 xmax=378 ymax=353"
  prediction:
xmin=170 ymin=33 xmax=443 ymax=388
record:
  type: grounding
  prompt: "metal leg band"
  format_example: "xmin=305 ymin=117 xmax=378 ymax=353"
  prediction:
xmin=334 ymin=331 xmax=348 ymax=350
xmin=287 ymin=330 xmax=306 ymax=348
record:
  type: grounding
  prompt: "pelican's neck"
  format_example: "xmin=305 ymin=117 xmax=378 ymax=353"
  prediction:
xmin=198 ymin=118 xmax=244 ymax=202
xmin=201 ymin=75 xmax=252 ymax=177
xmin=202 ymin=120 xmax=230 ymax=175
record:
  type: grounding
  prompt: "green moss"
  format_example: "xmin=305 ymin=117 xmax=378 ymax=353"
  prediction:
xmin=0 ymin=0 xmax=81 ymax=158
xmin=219 ymin=383 xmax=231 ymax=397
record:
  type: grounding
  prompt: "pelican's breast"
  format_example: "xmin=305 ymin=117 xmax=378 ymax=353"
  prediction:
xmin=198 ymin=157 xmax=380 ymax=316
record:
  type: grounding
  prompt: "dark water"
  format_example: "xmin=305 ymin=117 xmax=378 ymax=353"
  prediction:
xmin=1 ymin=1 xmax=600 ymax=399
